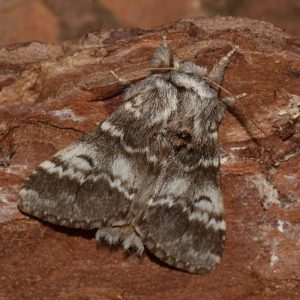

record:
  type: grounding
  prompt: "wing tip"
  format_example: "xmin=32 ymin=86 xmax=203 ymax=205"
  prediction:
xmin=18 ymin=187 xmax=105 ymax=230
xmin=141 ymin=234 xmax=223 ymax=274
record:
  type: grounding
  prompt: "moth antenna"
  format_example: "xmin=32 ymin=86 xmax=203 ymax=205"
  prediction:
xmin=223 ymin=93 xmax=268 ymax=138
xmin=224 ymin=95 xmax=268 ymax=137
xmin=202 ymin=75 xmax=247 ymax=108
xmin=110 ymin=70 xmax=130 ymax=86
xmin=204 ymin=75 xmax=267 ymax=137
xmin=225 ymin=94 xmax=267 ymax=137
xmin=207 ymin=45 xmax=239 ymax=86
xmin=202 ymin=75 xmax=239 ymax=98
xmin=221 ymin=93 xmax=247 ymax=107
xmin=110 ymin=67 xmax=177 ymax=84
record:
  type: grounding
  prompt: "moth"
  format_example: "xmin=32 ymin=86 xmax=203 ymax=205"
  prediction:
xmin=18 ymin=37 xmax=239 ymax=274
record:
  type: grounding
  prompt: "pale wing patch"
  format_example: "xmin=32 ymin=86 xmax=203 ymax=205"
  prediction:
xmin=207 ymin=218 xmax=226 ymax=231
xmin=39 ymin=160 xmax=86 ymax=183
xmin=185 ymin=157 xmax=219 ymax=171
xmin=189 ymin=211 xmax=210 ymax=223
xmin=151 ymin=197 xmax=174 ymax=207
xmin=160 ymin=178 xmax=190 ymax=196
xmin=101 ymin=120 xmax=158 ymax=163
xmin=57 ymin=142 xmax=96 ymax=161
xmin=55 ymin=142 xmax=98 ymax=171
xmin=124 ymin=101 xmax=142 ymax=118
xmin=112 ymin=156 xmax=136 ymax=186
xmin=194 ymin=199 xmax=214 ymax=212
xmin=194 ymin=184 xmax=224 ymax=214
xmin=101 ymin=121 xmax=124 ymax=138
xmin=68 ymin=157 xmax=92 ymax=170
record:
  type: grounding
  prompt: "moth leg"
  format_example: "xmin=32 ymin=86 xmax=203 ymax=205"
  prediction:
xmin=95 ymin=227 xmax=125 ymax=246
xmin=122 ymin=231 xmax=144 ymax=256
xmin=95 ymin=225 xmax=144 ymax=255
xmin=207 ymin=45 xmax=239 ymax=86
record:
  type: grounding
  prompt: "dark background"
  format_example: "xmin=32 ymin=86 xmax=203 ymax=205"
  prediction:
xmin=0 ymin=0 xmax=299 ymax=45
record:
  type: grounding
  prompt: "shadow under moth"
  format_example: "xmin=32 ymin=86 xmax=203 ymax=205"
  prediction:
xmin=18 ymin=37 xmax=240 ymax=274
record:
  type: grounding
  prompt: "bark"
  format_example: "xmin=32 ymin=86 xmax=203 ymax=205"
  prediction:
xmin=0 ymin=16 xmax=299 ymax=299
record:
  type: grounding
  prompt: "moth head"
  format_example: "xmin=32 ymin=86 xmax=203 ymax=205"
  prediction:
xmin=151 ymin=36 xmax=177 ymax=71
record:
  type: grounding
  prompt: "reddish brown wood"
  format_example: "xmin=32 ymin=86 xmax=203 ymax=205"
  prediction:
xmin=0 ymin=17 xmax=299 ymax=299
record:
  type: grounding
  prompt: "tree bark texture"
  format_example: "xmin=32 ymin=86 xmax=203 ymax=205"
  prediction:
xmin=0 ymin=17 xmax=299 ymax=299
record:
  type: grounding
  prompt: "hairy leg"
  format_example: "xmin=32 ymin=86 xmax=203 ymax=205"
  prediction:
xmin=95 ymin=225 xmax=144 ymax=255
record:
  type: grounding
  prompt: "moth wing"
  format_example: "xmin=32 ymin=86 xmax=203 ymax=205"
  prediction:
xmin=18 ymin=137 xmax=139 ymax=228
xmin=133 ymin=155 xmax=226 ymax=274
xmin=18 ymin=75 xmax=178 ymax=229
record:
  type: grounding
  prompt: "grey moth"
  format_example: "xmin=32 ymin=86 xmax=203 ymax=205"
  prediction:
xmin=18 ymin=37 xmax=239 ymax=274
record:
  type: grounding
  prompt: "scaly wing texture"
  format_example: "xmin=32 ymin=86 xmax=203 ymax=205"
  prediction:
xmin=134 ymin=140 xmax=225 ymax=274
xmin=18 ymin=74 xmax=178 ymax=229
xmin=134 ymin=72 xmax=226 ymax=274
